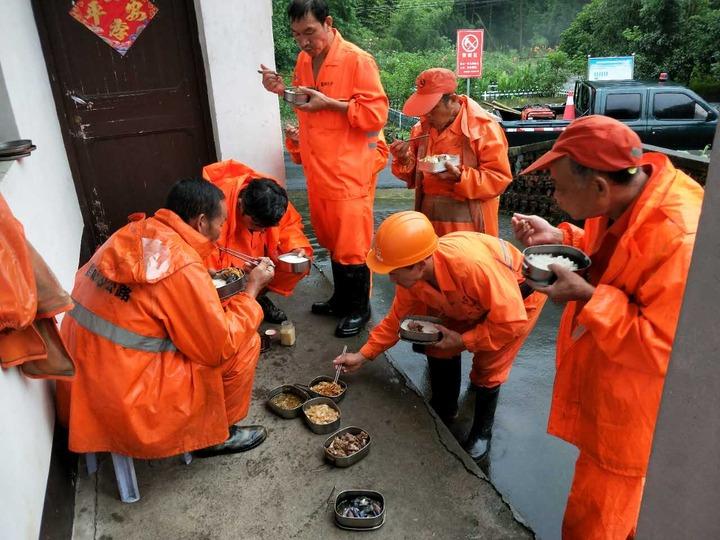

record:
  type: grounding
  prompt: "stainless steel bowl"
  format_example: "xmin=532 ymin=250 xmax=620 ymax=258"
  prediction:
xmin=301 ymin=397 xmax=341 ymax=434
xmin=334 ymin=489 xmax=385 ymax=530
xmin=417 ymin=154 xmax=460 ymax=173
xmin=214 ymin=269 xmax=247 ymax=301
xmin=324 ymin=427 xmax=371 ymax=467
xmin=399 ymin=315 xmax=442 ymax=343
xmin=266 ymin=384 xmax=309 ymax=419
xmin=283 ymin=87 xmax=309 ymax=105
xmin=306 ymin=375 xmax=347 ymax=403
xmin=276 ymin=253 xmax=311 ymax=274
xmin=522 ymin=244 xmax=591 ymax=286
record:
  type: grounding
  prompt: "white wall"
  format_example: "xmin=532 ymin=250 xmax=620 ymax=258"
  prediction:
xmin=0 ymin=0 xmax=84 ymax=538
xmin=195 ymin=0 xmax=286 ymax=181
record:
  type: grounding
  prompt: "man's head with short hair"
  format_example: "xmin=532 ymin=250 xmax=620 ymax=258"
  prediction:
xmin=239 ymin=178 xmax=289 ymax=231
xmin=165 ymin=178 xmax=227 ymax=241
xmin=521 ymin=116 xmax=648 ymax=221
xmin=287 ymin=0 xmax=333 ymax=58
xmin=288 ymin=0 xmax=329 ymax=22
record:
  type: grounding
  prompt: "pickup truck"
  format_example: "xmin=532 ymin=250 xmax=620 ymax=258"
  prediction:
xmin=497 ymin=80 xmax=718 ymax=150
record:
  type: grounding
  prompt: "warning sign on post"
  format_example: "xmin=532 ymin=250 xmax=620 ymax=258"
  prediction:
xmin=456 ymin=29 xmax=484 ymax=78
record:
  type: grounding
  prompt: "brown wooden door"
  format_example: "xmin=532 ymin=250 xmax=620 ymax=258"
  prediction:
xmin=33 ymin=0 xmax=216 ymax=259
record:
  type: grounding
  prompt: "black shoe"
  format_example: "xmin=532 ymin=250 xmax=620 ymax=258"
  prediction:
xmin=193 ymin=425 xmax=267 ymax=458
xmin=257 ymin=294 xmax=287 ymax=323
xmin=427 ymin=355 xmax=461 ymax=423
xmin=463 ymin=385 xmax=500 ymax=462
xmin=335 ymin=310 xmax=371 ymax=337
xmin=334 ymin=263 xmax=371 ymax=338
xmin=312 ymin=261 xmax=347 ymax=317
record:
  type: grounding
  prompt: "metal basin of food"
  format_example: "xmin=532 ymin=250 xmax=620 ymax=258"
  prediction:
xmin=324 ymin=426 xmax=371 ymax=467
xmin=283 ymin=87 xmax=309 ymax=105
xmin=399 ymin=315 xmax=442 ymax=343
xmin=266 ymin=384 xmax=309 ymax=419
xmin=522 ymin=244 xmax=591 ymax=286
xmin=304 ymin=375 xmax=347 ymax=403
xmin=276 ymin=253 xmax=311 ymax=274
xmin=212 ymin=267 xmax=247 ymax=300
xmin=417 ymin=154 xmax=460 ymax=173
xmin=334 ymin=489 xmax=385 ymax=530
xmin=301 ymin=397 xmax=341 ymax=435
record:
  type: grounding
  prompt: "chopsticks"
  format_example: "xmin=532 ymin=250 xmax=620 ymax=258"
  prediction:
xmin=334 ymin=345 xmax=347 ymax=383
xmin=217 ymin=246 xmax=263 ymax=267
xmin=257 ymin=69 xmax=282 ymax=78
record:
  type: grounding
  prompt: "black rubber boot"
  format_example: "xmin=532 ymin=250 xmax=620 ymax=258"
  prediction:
xmin=463 ymin=385 xmax=500 ymax=462
xmin=335 ymin=264 xmax=371 ymax=337
xmin=257 ymin=293 xmax=287 ymax=323
xmin=193 ymin=425 xmax=267 ymax=458
xmin=311 ymin=261 xmax=347 ymax=317
xmin=427 ymin=355 xmax=461 ymax=423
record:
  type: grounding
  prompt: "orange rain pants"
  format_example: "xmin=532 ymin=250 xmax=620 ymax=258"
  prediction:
xmin=392 ymin=95 xmax=512 ymax=238
xmin=288 ymin=28 xmax=388 ymax=264
xmin=563 ymin=453 xmax=644 ymax=540
xmin=360 ymin=232 xmax=545 ymax=387
xmin=547 ymin=153 xmax=703 ymax=535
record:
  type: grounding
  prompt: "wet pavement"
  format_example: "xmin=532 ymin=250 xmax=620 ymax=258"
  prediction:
xmin=73 ymin=270 xmax=530 ymax=540
xmin=286 ymin=153 xmax=578 ymax=540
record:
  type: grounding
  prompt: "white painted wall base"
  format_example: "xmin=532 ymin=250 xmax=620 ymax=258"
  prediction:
xmin=0 ymin=1 xmax=84 ymax=538
xmin=195 ymin=0 xmax=285 ymax=181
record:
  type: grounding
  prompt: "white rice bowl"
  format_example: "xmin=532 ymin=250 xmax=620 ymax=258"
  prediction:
xmin=278 ymin=254 xmax=309 ymax=264
xmin=526 ymin=253 xmax=579 ymax=271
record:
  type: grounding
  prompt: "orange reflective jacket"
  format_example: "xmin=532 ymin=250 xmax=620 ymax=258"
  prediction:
xmin=361 ymin=232 xmax=533 ymax=360
xmin=56 ymin=209 xmax=263 ymax=458
xmin=549 ymin=153 xmax=703 ymax=476
xmin=392 ymin=96 xmax=512 ymax=237
xmin=0 ymin=195 xmax=37 ymax=333
xmin=290 ymin=29 xmax=388 ymax=200
xmin=203 ymin=160 xmax=312 ymax=296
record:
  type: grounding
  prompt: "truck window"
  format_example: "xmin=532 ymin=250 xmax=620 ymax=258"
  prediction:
xmin=576 ymin=84 xmax=590 ymax=115
xmin=653 ymin=93 xmax=708 ymax=120
xmin=605 ymin=93 xmax=641 ymax=120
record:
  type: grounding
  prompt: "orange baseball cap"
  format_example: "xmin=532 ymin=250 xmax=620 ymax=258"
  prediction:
xmin=402 ymin=68 xmax=458 ymax=116
xmin=520 ymin=115 xmax=643 ymax=175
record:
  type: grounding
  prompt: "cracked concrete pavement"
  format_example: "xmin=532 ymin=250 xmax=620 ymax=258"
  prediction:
xmin=71 ymin=269 xmax=532 ymax=540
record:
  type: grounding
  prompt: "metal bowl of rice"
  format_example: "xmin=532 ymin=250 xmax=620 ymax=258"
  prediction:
xmin=522 ymin=245 xmax=591 ymax=286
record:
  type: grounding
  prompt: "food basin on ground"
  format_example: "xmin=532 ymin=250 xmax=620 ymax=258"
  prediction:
xmin=327 ymin=431 xmax=369 ymax=458
xmin=400 ymin=319 xmax=438 ymax=333
xmin=337 ymin=496 xmax=383 ymax=519
xmin=305 ymin=404 xmax=339 ymax=424
xmin=310 ymin=381 xmax=343 ymax=397
xmin=270 ymin=392 xmax=303 ymax=410
xmin=526 ymin=253 xmax=579 ymax=271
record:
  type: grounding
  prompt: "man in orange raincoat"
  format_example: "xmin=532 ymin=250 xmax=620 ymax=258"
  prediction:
xmin=203 ymin=159 xmax=313 ymax=323
xmin=512 ymin=116 xmax=703 ymax=538
xmin=335 ymin=211 xmax=545 ymax=463
xmin=57 ymin=179 xmax=276 ymax=459
xmin=389 ymin=68 xmax=512 ymax=238
xmin=260 ymin=0 xmax=389 ymax=337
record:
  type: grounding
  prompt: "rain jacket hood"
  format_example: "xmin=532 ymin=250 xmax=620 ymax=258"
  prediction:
xmin=93 ymin=209 xmax=214 ymax=285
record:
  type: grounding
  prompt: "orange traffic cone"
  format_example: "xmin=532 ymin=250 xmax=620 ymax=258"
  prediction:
xmin=562 ymin=90 xmax=575 ymax=120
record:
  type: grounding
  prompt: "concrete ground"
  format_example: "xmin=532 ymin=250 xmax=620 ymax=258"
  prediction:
xmin=71 ymin=270 xmax=531 ymax=540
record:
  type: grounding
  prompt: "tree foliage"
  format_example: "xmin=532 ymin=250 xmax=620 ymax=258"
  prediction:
xmin=270 ymin=0 xmax=719 ymax=102
xmin=559 ymin=0 xmax=720 ymax=89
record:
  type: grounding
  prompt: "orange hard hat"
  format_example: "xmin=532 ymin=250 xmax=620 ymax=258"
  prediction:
xmin=366 ymin=211 xmax=438 ymax=274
